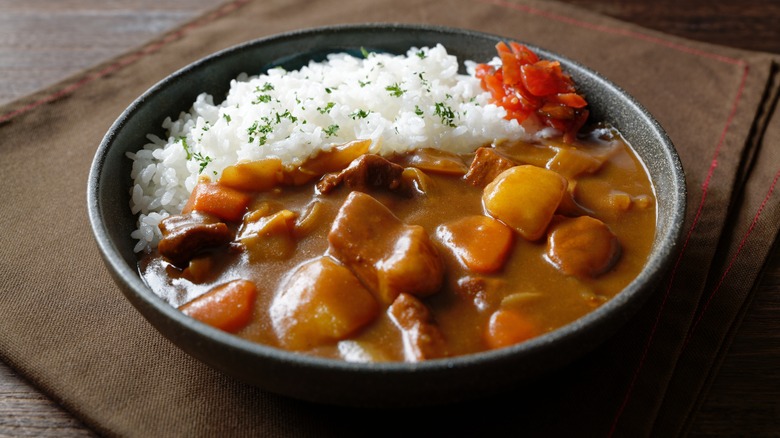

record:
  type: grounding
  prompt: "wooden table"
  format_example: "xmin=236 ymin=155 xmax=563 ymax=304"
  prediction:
xmin=1 ymin=0 xmax=777 ymax=435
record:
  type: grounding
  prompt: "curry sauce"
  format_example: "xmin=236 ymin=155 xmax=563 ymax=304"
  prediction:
xmin=139 ymin=125 xmax=655 ymax=362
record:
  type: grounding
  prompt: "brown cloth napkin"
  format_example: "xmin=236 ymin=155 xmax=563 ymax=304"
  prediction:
xmin=1 ymin=0 xmax=778 ymax=436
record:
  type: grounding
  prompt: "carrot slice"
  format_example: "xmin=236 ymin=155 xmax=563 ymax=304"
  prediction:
xmin=180 ymin=279 xmax=257 ymax=333
xmin=182 ymin=181 xmax=251 ymax=222
xmin=484 ymin=309 xmax=538 ymax=349
xmin=437 ymin=215 xmax=514 ymax=274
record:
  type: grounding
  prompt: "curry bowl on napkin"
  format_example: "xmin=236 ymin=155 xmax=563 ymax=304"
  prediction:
xmin=87 ymin=23 xmax=685 ymax=406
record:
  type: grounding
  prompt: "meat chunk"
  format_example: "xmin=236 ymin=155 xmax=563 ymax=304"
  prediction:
xmin=316 ymin=154 xmax=405 ymax=195
xmin=546 ymin=215 xmax=621 ymax=277
xmin=464 ymin=147 xmax=516 ymax=187
xmin=270 ymin=256 xmax=379 ymax=350
xmin=455 ymin=276 xmax=506 ymax=311
xmin=328 ymin=191 xmax=444 ymax=305
xmin=157 ymin=212 xmax=231 ymax=267
xmin=388 ymin=293 xmax=447 ymax=361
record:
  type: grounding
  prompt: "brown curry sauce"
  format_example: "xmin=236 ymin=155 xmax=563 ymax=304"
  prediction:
xmin=139 ymin=125 xmax=655 ymax=362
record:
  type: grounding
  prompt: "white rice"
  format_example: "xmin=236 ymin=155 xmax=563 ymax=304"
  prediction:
xmin=128 ymin=44 xmax=541 ymax=253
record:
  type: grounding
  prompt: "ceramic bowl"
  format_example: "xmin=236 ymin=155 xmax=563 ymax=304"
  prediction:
xmin=87 ymin=23 xmax=686 ymax=407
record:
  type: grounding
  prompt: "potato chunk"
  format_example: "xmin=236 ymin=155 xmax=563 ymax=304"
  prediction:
xmin=546 ymin=215 xmax=621 ymax=277
xmin=546 ymin=146 xmax=603 ymax=178
xmin=574 ymin=179 xmax=651 ymax=219
xmin=282 ymin=139 xmax=373 ymax=186
xmin=219 ymin=158 xmax=283 ymax=192
xmin=400 ymin=167 xmax=434 ymax=196
xmin=436 ymin=215 xmax=514 ymax=274
xmin=494 ymin=139 xmax=556 ymax=168
xmin=482 ymin=165 xmax=567 ymax=241
xmin=337 ymin=340 xmax=392 ymax=363
xmin=300 ymin=139 xmax=371 ymax=175
xmin=328 ymin=191 xmax=444 ymax=304
xmin=236 ymin=209 xmax=298 ymax=261
xmin=270 ymin=257 xmax=380 ymax=350
xmin=392 ymin=148 xmax=468 ymax=175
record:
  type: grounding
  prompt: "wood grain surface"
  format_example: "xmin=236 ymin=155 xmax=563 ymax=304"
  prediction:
xmin=1 ymin=0 xmax=777 ymax=436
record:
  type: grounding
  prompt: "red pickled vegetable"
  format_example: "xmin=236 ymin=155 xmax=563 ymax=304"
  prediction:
xmin=475 ymin=42 xmax=589 ymax=143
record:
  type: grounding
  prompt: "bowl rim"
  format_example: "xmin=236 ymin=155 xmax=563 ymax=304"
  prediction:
xmin=88 ymin=22 xmax=686 ymax=377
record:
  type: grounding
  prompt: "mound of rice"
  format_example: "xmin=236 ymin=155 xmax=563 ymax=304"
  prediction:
xmin=128 ymin=44 xmax=538 ymax=252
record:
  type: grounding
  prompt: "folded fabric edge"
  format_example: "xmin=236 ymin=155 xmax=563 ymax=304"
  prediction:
xmin=654 ymin=59 xmax=780 ymax=437
xmin=685 ymin=236 xmax=780 ymax=437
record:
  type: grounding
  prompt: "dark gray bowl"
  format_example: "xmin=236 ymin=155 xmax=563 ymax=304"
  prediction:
xmin=87 ymin=23 xmax=686 ymax=407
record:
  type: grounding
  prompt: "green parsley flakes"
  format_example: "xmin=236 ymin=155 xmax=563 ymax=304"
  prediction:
xmin=179 ymin=136 xmax=191 ymax=159
xmin=324 ymin=124 xmax=340 ymax=137
xmin=385 ymin=82 xmax=405 ymax=97
xmin=247 ymin=118 xmax=273 ymax=145
xmin=317 ymin=102 xmax=335 ymax=114
xmin=275 ymin=109 xmax=298 ymax=124
xmin=192 ymin=152 xmax=212 ymax=174
xmin=434 ymin=102 xmax=457 ymax=128
xmin=349 ymin=109 xmax=371 ymax=120
xmin=253 ymin=94 xmax=273 ymax=104
xmin=179 ymin=136 xmax=211 ymax=173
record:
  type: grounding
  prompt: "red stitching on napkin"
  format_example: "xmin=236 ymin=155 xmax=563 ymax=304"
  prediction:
xmin=0 ymin=0 xmax=250 ymax=125
xmin=475 ymin=0 xmax=751 ymax=435
xmin=609 ymin=62 xmax=748 ymax=438
xmin=684 ymin=168 xmax=780 ymax=346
